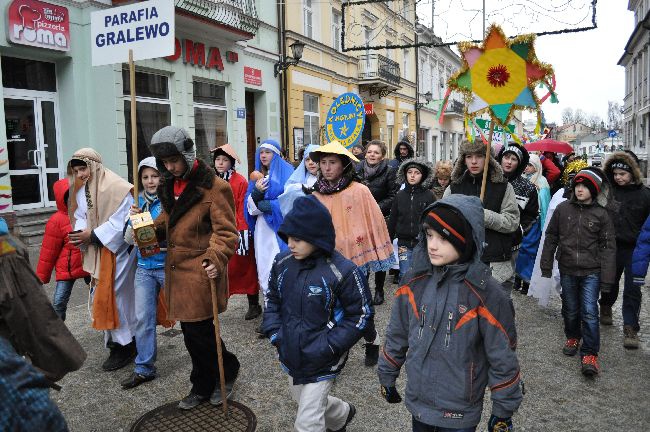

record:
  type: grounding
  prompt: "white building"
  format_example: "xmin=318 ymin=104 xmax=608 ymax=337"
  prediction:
xmin=618 ymin=0 xmax=650 ymax=173
xmin=416 ymin=26 xmax=464 ymax=163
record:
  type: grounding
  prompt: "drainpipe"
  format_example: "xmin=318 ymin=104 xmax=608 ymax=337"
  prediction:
xmin=415 ymin=31 xmax=420 ymax=152
xmin=277 ymin=0 xmax=287 ymax=152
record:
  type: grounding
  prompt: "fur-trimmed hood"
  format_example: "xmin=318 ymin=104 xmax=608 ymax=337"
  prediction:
xmin=451 ymin=139 xmax=506 ymax=184
xmin=604 ymin=151 xmax=644 ymax=186
xmin=158 ymin=158 xmax=216 ymax=228
xmin=393 ymin=140 xmax=414 ymax=161
xmin=395 ymin=157 xmax=435 ymax=189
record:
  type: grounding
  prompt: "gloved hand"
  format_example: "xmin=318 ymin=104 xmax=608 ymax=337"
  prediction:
xmin=488 ymin=415 xmax=513 ymax=432
xmin=599 ymin=283 xmax=614 ymax=294
xmin=380 ymin=385 xmax=402 ymax=403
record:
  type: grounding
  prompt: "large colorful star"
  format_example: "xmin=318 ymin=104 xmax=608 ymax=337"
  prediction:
xmin=448 ymin=24 xmax=554 ymax=128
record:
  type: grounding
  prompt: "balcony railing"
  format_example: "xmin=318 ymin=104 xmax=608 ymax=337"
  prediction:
xmin=358 ymin=54 xmax=401 ymax=87
xmin=446 ymin=99 xmax=464 ymax=115
xmin=175 ymin=0 xmax=259 ymax=35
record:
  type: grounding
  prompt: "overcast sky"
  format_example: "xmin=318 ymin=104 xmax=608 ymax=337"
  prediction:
xmin=415 ymin=1 xmax=634 ymax=125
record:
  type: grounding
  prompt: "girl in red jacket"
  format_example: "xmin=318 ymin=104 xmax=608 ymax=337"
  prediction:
xmin=36 ymin=178 xmax=89 ymax=321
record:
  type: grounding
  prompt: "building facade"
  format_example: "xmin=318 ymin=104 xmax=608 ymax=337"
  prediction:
xmin=280 ymin=0 xmax=417 ymax=161
xmin=619 ymin=0 xmax=650 ymax=173
xmin=416 ymin=26 xmax=464 ymax=163
xmin=1 ymin=0 xmax=278 ymax=222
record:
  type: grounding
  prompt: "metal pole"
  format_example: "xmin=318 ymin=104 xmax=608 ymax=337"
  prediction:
xmin=482 ymin=0 xmax=486 ymax=36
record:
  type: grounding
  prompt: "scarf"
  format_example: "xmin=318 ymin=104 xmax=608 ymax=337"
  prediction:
xmin=362 ymin=159 xmax=387 ymax=179
xmin=67 ymin=148 xmax=133 ymax=279
xmin=216 ymin=168 xmax=235 ymax=183
xmin=142 ymin=190 xmax=157 ymax=212
xmin=313 ymin=175 xmax=354 ymax=195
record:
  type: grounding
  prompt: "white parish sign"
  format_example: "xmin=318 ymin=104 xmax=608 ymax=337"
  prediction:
xmin=91 ymin=0 xmax=174 ymax=66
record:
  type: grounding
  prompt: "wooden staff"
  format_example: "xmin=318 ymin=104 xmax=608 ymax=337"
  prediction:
xmin=129 ymin=49 xmax=139 ymax=198
xmin=205 ymin=262 xmax=228 ymax=414
xmin=480 ymin=120 xmax=496 ymax=202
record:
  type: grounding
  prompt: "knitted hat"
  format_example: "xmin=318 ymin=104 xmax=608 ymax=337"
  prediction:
xmin=501 ymin=143 xmax=524 ymax=163
xmin=609 ymin=158 xmax=633 ymax=174
xmin=574 ymin=168 xmax=603 ymax=198
xmin=278 ymin=195 xmax=335 ymax=254
xmin=149 ymin=126 xmax=196 ymax=179
xmin=424 ymin=205 xmax=474 ymax=263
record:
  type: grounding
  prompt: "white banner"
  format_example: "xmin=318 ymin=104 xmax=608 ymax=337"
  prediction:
xmin=91 ymin=0 xmax=174 ymax=66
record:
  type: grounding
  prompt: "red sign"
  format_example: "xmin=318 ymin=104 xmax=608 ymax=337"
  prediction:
xmin=364 ymin=103 xmax=374 ymax=115
xmin=244 ymin=67 xmax=262 ymax=86
xmin=7 ymin=0 xmax=70 ymax=51
xmin=165 ymin=38 xmax=239 ymax=71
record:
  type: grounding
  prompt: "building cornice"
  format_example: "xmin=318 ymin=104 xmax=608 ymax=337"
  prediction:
xmin=618 ymin=8 xmax=650 ymax=66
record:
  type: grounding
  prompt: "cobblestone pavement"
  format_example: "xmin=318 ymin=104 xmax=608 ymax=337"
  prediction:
xmin=33 ymin=247 xmax=648 ymax=432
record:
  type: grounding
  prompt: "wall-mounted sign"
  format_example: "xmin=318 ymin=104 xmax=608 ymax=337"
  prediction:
xmin=244 ymin=67 xmax=262 ymax=86
xmin=91 ymin=0 xmax=175 ymax=66
xmin=364 ymin=103 xmax=374 ymax=116
xmin=236 ymin=108 xmax=245 ymax=119
xmin=165 ymin=38 xmax=239 ymax=71
xmin=7 ymin=0 xmax=70 ymax=51
xmin=325 ymin=93 xmax=366 ymax=148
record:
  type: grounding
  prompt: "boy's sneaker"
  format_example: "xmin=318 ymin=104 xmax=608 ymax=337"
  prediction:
xmin=581 ymin=355 xmax=599 ymax=377
xmin=600 ymin=305 xmax=613 ymax=325
xmin=178 ymin=392 xmax=208 ymax=410
xmin=623 ymin=325 xmax=640 ymax=349
xmin=562 ymin=338 xmax=580 ymax=356
xmin=364 ymin=343 xmax=379 ymax=367
xmin=328 ymin=403 xmax=356 ymax=432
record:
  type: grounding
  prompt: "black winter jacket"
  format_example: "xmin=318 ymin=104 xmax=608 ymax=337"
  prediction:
xmin=357 ymin=160 xmax=398 ymax=216
xmin=388 ymin=185 xmax=435 ymax=248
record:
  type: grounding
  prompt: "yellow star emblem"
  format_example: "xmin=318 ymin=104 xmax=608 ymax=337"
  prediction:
xmin=339 ymin=123 xmax=349 ymax=137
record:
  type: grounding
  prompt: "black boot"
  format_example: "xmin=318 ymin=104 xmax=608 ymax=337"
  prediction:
xmin=102 ymin=341 xmax=136 ymax=371
xmin=245 ymin=304 xmax=262 ymax=320
xmin=364 ymin=344 xmax=379 ymax=367
xmin=373 ymin=271 xmax=386 ymax=305
xmin=521 ymin=281 xmax=529 ymax=295
xmin=513 ymin=276 xmax=522 ymax=292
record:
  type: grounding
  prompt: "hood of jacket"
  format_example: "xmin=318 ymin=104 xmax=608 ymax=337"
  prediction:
xmin=53 ymin=178 xmax=70 ymax=213
xmin=393 ymin=140 xmax=414 ymax=161
xmin=496 ymin=143 xmax=529 ymax=179
xmin=409 ymin=194 xmax=491 ymax=290
xmin=604 ymin=151 xmax=644 ymax=186
xmin=451 ymin=139 xmax=506 ymax=184
xmin=395 ymin=157 xmax=436 ymax=189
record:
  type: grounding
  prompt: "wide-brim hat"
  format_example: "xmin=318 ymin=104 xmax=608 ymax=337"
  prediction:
xmin=309 ymin=141 xmax=360 ymax=163
xmin=210 ymin=143 xmax=241 ymax=164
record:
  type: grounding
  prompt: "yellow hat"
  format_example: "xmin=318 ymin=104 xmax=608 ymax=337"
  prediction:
xmin=310 ymin=141 xmax=360 ymax=163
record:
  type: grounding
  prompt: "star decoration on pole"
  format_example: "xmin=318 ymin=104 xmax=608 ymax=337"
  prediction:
xmin=447 ymin=24 xmax=554 ymax=129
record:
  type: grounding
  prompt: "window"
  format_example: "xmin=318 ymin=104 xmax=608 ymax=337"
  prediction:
xmin=401 ymin=0 xmax=411 ymax=20
xmin=332 ymin=10 xmax=342 ymax=51
xmin=123 ymin=69 xmax=171 ymax=182
xmin=193 ymin=81 xmax=228 ymax=164
xmin=386 ymin=40 xmax=394 ymax=60
xmin=386 ymin=110 xmax=395 ymax=155
xmin=402 ymin=48 xmax=409 ymax=79
xmin=402 ymin=112 xmax=410 ymax=136
xmin=2 ymin=57 xmax=56 ymax=91
xmin=303 ymin=93 xmax=320 ymax=145
xmin=304 ymin=0 xmax=313 ymax=38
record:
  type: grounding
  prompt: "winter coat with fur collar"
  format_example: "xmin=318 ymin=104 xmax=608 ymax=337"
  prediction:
xmin=604 ymin=151 xmax=650 ymax=247
xmin=154 ymin=159 xmax=238 ymax=321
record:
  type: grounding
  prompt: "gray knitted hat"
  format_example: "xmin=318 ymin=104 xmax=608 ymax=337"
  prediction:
xmin=149 ymin=126 xmax=196 ymax=179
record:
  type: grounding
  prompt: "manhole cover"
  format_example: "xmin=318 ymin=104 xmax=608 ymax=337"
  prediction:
xmin=130 ymin=400 xmax=256 ymax=432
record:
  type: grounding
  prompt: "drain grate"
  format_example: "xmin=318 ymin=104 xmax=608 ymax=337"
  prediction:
xmin=130 ymin=400 xmax=256 ymax=432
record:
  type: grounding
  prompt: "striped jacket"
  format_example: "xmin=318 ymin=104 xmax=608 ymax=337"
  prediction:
xmin=263 ymin=249 xmax=373 ymax=385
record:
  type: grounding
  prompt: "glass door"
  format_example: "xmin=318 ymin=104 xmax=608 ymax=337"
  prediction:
xmin=4 ymin=93 xmax=61 ymax=210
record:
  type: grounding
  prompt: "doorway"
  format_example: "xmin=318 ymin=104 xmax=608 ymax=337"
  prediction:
xmin=4 ymin=90 xmax=61 ymax=210
xmin=245 ymin=91 xmax=256 ymax=174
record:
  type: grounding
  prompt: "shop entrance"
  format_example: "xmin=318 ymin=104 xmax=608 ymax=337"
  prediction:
xmin=4 ymin=91 xmax=61 ymax=210
xmin=245 ymin=91 xmax=256 ymax=174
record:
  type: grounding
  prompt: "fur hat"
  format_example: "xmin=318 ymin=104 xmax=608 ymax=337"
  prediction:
xmin=451 ymin=139 xmax=505 ymax=184
xmin=149 ymin=126 xmax=196 ymax=179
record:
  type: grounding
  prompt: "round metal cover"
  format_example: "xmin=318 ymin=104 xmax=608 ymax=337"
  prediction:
xmin=130 ymin=400 xmax=256 ymax=432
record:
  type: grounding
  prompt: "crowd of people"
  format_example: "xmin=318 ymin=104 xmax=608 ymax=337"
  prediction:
xmin=0 ymin=129 xmax=648 ymax=432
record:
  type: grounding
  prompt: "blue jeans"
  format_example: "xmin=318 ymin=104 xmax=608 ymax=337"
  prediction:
xmin=134 ymin=267 xmax=165 ymax=376
xmin=412 ymin=418 xmax=476 ymax=432
xmin=560 ymin=273 xmax=600 ymax=356
xmin=52 ymin=279 xmax=77 ymax=321
xmin=398 ymin=246 xmax=413 ymax=284
xmin=600 ymin=246 xmax=642 ymax=330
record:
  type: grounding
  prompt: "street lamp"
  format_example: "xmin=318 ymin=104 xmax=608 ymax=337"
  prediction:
xmin=274 ymin=41 xmax=305 ymax=77
xmin=415 ymin=91 xmax=433 ymax=109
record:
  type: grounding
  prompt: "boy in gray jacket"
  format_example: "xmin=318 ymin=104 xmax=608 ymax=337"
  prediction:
xmin=378 ymin=195 xmax=522 ymax=432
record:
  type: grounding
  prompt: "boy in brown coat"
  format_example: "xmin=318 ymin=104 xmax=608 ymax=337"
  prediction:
xmin=149 ymin=126 xmax=240 ymax=409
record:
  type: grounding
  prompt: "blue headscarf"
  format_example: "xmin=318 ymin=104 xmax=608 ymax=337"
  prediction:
xmin=286 ymin=144 xmax=320 ymax=187
xmin=244 ymin=139 xmax=295 ymax=251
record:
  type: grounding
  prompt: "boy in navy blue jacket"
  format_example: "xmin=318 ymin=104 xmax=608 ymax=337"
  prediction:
xmin=263 ymin=196 xmax=374 ymax=432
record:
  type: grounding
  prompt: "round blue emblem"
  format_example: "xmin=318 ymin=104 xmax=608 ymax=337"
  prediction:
xmin=324 ymin=92 xmax=366 ymax=148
